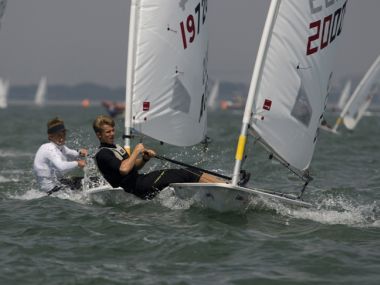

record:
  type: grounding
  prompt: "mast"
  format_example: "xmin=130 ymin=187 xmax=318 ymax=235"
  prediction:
xmin=124 ymin=0 xmax=139 ymax=153
xmin=232 ymin=0 xmax=281 ymax=185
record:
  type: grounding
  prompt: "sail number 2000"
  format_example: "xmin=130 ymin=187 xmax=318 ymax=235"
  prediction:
xmin=180 ymin=0 xmax=207 ymax=50
xmin=306 ymin=1 xmax=347 ymax=56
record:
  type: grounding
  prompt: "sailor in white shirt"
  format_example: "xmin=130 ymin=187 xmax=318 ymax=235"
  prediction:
xmin=33 ymin=117 xmax=87 ymax=194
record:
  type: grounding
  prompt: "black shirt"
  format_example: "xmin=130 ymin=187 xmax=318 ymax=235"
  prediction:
xmin=95 ymin=143 xmax=138 ymax=192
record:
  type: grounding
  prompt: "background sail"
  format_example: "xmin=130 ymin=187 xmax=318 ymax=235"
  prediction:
xmin=34 ymin=76 xmax=47 ymax=106
xmin=250 ymin=0 xmax=347 ymax=172
xmin=0 ymin=0 xmax=6 ymax=30
xmin=0 ymin=78 xmax=9 ymax=109
xmin=343 ymin=55 xmax=380 ymax=130
xmin=129 ymin=0 xmax=209 ymax=146
xmin=207 ymin=80 xmax=220 ymax=111
xmin=336 ymin=80 xmax=351 ymax=111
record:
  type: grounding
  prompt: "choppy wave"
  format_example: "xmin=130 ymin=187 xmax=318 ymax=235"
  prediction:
xmin=0 ymin=175 xmax=19 ymax=183
xmin=272 ymin=195 xmax=379 ymax=227
xmin=0 ymin=149 xmax=33 ymax=158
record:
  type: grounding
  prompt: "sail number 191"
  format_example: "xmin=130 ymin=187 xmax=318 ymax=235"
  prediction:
xmin=180 ymin=0 xmax=207 ymax=50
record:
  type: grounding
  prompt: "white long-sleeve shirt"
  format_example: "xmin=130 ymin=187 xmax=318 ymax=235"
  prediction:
xmin=33 ymin=142 xmax=80 ymax=192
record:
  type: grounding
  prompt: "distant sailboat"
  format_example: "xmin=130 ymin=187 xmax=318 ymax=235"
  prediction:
xmin=207 ymin=80 xmax=220 ymax=111
xmin=0 ymin=1 xmax=8 ymax=109
xmin=34 ymin=76 xmax=47 ymax=106
xmin=336 ymin=80 xmax=351 ymax=111
xmin=0 ymin=0 xmax=7 ymax=30
xmin=0 ymin=78 xmax=9 ymax=109
xmin=101 ymin=100 xmax=125 ymax=118
xmin=219 ymin=94 xmax=244 ymax=111
xmin=332 ymin=54 xmax=380 ymax=132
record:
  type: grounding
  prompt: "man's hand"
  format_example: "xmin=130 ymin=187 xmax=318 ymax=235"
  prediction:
xmin=77 ymin=160 xmax=86 ymax=168
xmin=142 ymin=149 xmax=156 ymax=162
xmin=134 ymin=143 xmax=145 ymax=154
xmin=79 ymin=148 xmax=88 ymax=157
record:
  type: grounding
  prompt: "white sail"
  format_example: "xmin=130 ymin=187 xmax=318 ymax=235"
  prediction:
xmin=34 ymin=76 xmax=47 ymax=106
xmin=125 ymin=0 xmax=209 ymax=147
xmin=207 ymin=80 xmax=220 ymax=111
xmin=245 ymin=0 xmax=347 ymax=173
xmin=0 ymin=0 xmax=6 ymax=30
xmin=336 ymin=80 xmax=351 ymax=110
xmin=0 ymin=78 xmax=9 ymax=109
xmin=342 ymin=55 xmax=380 ymax=130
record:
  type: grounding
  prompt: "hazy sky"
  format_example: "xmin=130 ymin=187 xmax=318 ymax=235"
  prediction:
xmin=0 ymin=0 xmax=379 ymax=87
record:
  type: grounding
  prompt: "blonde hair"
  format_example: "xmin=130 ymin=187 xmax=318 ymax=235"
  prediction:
xmin=93 ymin=115 xmax=115 ymax=133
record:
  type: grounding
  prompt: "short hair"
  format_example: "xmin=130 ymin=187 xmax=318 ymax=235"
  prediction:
xmin=93 ymin=115 xmax=115 ymax=133
xmin=47 ymin=117 xmax=65 ymax=134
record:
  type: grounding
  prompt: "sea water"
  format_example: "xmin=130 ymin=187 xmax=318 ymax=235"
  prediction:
xmin=0 ymin=105 xmax=379 ymax=284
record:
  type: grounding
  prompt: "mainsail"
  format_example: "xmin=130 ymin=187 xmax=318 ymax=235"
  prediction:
xmin=125 ymin=0 xmax=209 ymax=147
xmin=233 ymin=0 xmax=347 ymax=183
xmin=34 ymin=76 xmax=47 ymax=106
xmin=340 ymin=55 xmax=380 ymax=130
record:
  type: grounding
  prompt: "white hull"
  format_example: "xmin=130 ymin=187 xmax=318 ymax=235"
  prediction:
xmin=171 ymin=183 xmax=312 ymax=212
xmin=319 ymin=125 xmax=339 ymax=135
xmin=83 ymin=186 xmax=130 ymax=204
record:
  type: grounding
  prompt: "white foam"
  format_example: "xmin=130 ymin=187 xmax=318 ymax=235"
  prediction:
xmin=157 ymin=187 xmax=193 ymax=210
xmin=0 ymin=149 xmax=33 ymax=158
xmin=0 ymin=175 xmax=19 ymax=183
xmin=7 ymin=188 xmax=46 ymax=200
xmin=272 ymin=196 xmax=379 ymax=227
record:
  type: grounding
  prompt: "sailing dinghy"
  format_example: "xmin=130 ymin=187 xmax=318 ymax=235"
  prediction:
xmin=34 ymin=76 xmax=47 ymax=106
xmin=85 ymin=0 xmax=209 ymax=199
xmin=87 ymin=0 xmax=348 ymax=212
xmin=0 ymin=0 xmax=6 ymax=30
xmin=336 ymin=80 xmax=352 ymax=111
xmin=207 ymin=80 xmax=220 ymax=111
xmin=0 ymin=78 xmax=9 ymax=109
xmin=331 ymin=54 xmax=380 ymax=133
xmin=173 ymin=0 xmax=348 ymax=211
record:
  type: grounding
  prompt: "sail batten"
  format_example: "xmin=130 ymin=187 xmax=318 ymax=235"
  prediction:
xmin=125 ymin=0 xmax=209 ymax=147
xmin=246 ymin=0 xmax=347 ymax=172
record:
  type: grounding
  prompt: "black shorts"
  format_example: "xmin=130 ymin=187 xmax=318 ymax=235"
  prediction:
xmin=133 ymin=168 xmax=201 ymax=200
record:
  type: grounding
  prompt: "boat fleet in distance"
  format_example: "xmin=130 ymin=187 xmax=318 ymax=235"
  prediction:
xmin=321 ymin=54 xmax=380 ymax=134
xmin=0 ymin=76 xmax=48 ymax=108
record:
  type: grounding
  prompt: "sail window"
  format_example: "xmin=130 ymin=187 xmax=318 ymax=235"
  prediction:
xmin=291 ymin=83 xmax=312 ymax=127
xmin=171 ymin=78 xmax=191 ymax=113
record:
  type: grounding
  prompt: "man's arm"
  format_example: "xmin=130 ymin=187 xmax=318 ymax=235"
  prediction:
xmin=119 ymin=143 xmax=145 ymax=175
xmin=48 ymin=150 xmax=83 ymax=173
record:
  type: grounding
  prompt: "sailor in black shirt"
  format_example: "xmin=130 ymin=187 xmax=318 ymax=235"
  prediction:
xmin=93 ymin=115 xmax=225 ymax=200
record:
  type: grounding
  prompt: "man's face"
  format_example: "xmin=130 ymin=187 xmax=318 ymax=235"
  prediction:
xmin=48 ymin=130 xmax=66 ymax=146
xmin=97 ymin=124 xmax=115 ymax=144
